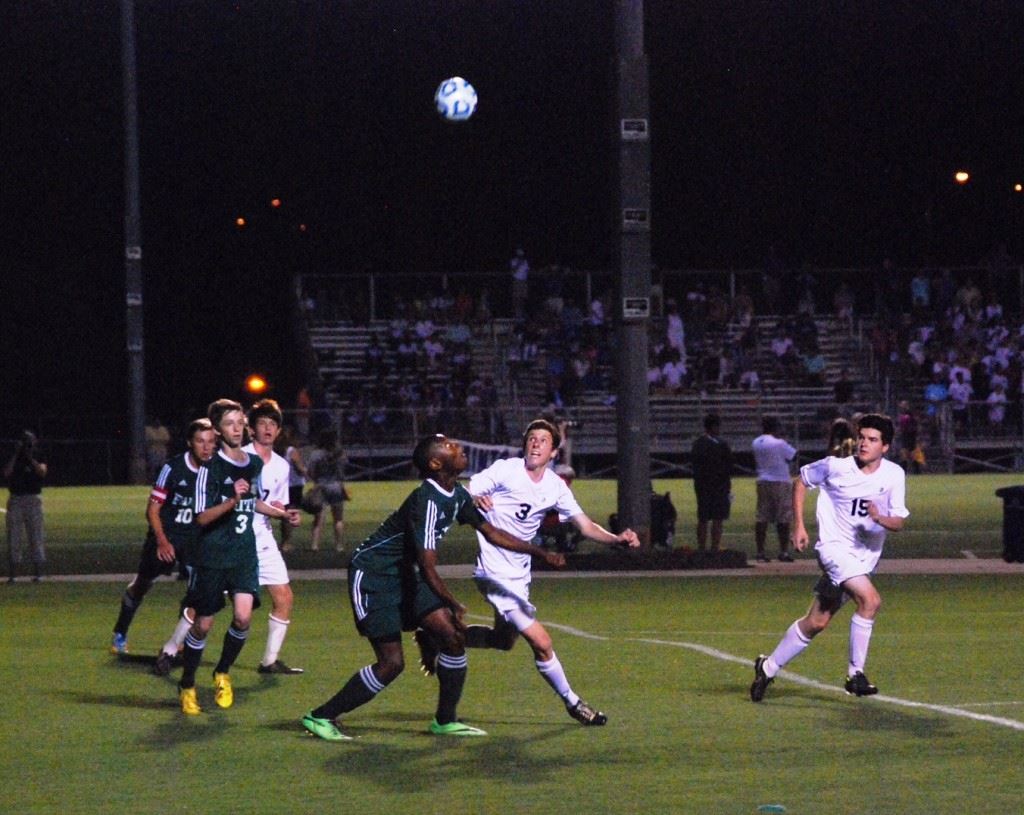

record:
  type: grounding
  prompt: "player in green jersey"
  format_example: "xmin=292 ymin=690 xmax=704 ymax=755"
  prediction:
xmin=301 ymin=434 xmax=564 ymax=740
xmin=177 ymin=399 xmax=299 ymax=715
xmin=110 ymin=418 xmax=216 ymax=657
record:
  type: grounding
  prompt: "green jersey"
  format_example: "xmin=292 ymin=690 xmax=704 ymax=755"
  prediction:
xmin=350 ymin=479 xmax=484 ymax=577
xmin=194 ymin=449 xmax=263 ymax=569
xmin=149 ymin=452 xmax=202 ymax=549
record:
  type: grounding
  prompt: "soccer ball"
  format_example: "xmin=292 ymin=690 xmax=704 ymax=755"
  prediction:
xmin=434 ymin=76 xmax=478 ymax=122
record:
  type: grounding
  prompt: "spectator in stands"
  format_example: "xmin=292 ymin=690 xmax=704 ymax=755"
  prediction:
xmin=896 ymin=401 xmax=918 ymax=472
xmin=800 ymin=341 xmax=826 ymax=386
xmin=948 ymin=370 xmax=973 ymax=431
xmin=770 ymin=325 xmax=798 ymax=378
xmin=833 ymin=281 xmax=855 ymax=327
xmin=510 ymin=246 xmax=530 ymax=319
xmin=732 ymin=286 xmax=755 ymax=329
xmin=661 ymin=348 xmax=688 ymax=393
xmin=738 ymin=365 xmax=761 ymax=393
xmin=923 ymin=372 xmax=949 ymax=419
xmin=690 ymin=413 xmax=732 ymax=553
xmin=956 ymin=277 xmax=983 ymax=320
xmin=362 ymin=334 xmax=388 ymax=377
xmin=986 ymin=382 xmax=1008 ymax=430
xmin=910 ymin=272 xmax=931 ymax=313
xmin=395 ymin=330 xmax=420 ymax=373
xmin=665 ymin=299 xmax=685 ymax=353
xmin=834 ymin=368 xmax=855 ymax=406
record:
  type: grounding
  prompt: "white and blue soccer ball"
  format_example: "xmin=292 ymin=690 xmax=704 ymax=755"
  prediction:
xmin=434 ymin=76 xmax=478 ymax=122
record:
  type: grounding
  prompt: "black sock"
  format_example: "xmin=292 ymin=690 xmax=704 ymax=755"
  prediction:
xmin=179 ymin=631 xmax=206 ymax=689
xmin=465 ymin=625 xmax=506 ymax=649
xmin=435 ymin=652 xmax=468 ymax=724
xmin=214 ymin=626 xmax=248 ymax=674
xmin=313 ymin=665 xmax=387 ymax=720
xmin=113 ymin=591 xmax=141 ymax=636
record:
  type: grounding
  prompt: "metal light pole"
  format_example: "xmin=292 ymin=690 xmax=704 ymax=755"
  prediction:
xmin=613 ymin=0 xmax=652 ymax=543
xmin=121 ymin=0 xmax=147 ymax=483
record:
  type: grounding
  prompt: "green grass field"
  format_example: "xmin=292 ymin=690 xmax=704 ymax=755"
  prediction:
xmin=2 ymin=574 xmax=1022 ymax=814
xmin=3 ymin=474 xmax=1022 ymax=814
xmin=5 ymin=472 xmax=1012 ymax=575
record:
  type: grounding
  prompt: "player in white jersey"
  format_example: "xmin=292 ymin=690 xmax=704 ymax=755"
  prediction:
xmin=750 ymin=413 xmax=909 ymax=702
xmin=433 ymin=418 xmax=639 ymax=726
xmin=243 ymin=399 xmax=303 ymax=674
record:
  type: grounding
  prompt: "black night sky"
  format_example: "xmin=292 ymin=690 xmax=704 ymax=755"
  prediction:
xmin=2 ymin=1 xmax=1022 ymax=432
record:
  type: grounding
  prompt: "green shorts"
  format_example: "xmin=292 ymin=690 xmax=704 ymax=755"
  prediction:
xmin=190 ymin=560 xmax=261 ymax=617
xmin=348 ymin=567 xmax=445 ymax=641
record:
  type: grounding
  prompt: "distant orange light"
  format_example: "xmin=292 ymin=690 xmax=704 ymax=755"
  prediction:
xmin=236 ymin=216 xmax=247 ymax=228
xmin=298 ymin=223 xmax=307 ymax=233
xmin=954 ymin=171 xmax=970 ymax=185
xmin=245 ymin=374 xmax=267 ymax=394
xmin=270 ymin=198 xmax=282 ymax=208
xmin=1015 ymin=183 xmax=1023 ymax=193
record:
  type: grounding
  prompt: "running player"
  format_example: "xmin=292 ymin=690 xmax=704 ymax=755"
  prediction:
xmin=110 ymin=418 xmax=216 ymax=659
xmin=177 ymin=399 xmax=298 ymax=715
xmin=429 ymin=418 xmax=639 ymax=726
xmin=750 ymin=413 xmax=909 ymax=702
xmin=301 ymin=434 xmax=563 ymax=741
xmin=243 ymin=398 xmax=304 ymax=674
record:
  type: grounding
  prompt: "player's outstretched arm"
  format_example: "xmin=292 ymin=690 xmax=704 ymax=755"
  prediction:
xmin=477 ymin=522 xmax=566 ymax=569
xmin=571 ymin=514 xmax=640 ymax=548
xmin=791 ymin=477 xmax=809 ymax=551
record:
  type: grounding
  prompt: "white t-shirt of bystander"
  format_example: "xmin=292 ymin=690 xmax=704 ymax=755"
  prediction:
xmin=752 ymin=434 xmax=796 ymax=482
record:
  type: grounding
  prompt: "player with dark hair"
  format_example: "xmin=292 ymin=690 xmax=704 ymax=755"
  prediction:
xmin=434 ymin=418 xmax=639 ymax=726
xmin=243 ymin=398 xmax=304 ymax=674
xmin=301 ymin=434 xmax=562 ymax=741
xmin=177 ymin=399 xmax=297 ymax=715
xmin=110 ymin=418 xmax=216 ymax=661
xmin=750 ymin=413 xmax=909 ymax=702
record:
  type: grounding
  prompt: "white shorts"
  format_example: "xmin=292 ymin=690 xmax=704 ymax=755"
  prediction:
xmin=473 ymin=574 xmax=537 ymax=633
xmin=814 ymin=539 xmax=882 ymax=587
xmin=257 ymin=537 xmax=290 ymax=586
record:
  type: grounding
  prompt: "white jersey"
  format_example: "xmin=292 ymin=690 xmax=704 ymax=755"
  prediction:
xmin=469 ymin=457 xmax=583 ymax=581
xmin=242 ymin=444 xmax=289 ymax=544
xmin=752 ymin=434 xmax=796 ymax=482
xmin=800 ymin=455 xmax=909 ymax=556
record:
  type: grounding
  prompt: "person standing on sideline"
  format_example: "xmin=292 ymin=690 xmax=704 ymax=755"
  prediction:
xmin=750 ymin=413 xmax=908 ymax=702
xmin=243 ymin=399 xmax=305 ymax=675
xmin=430 ymin=418 xmax=638 ymax=726
xmin=4 ymin=431 xmax=47 ymax=583
xmin=752 ymin=416 xmax=797 ymax=563
xmin=111 ymin=418 xmax=216 ymax=661
xmin=691 ymin=414 xmax=732 ymax=552
xmin=176 ymin=399 xmax=298 ymax=715
xmin=280 ymin=426 xmax=308 ymax=553
xmin=307 ymin=429 xmax=348 ymax=552
xmin=301 ymin=435 xmax=557 ymax=741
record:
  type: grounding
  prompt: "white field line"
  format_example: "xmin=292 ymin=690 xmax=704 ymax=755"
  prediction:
xmin=469 ymin=612 xmax=1024 ymax=731
xmin=634 ymin=638 xmax=1024 ymax=733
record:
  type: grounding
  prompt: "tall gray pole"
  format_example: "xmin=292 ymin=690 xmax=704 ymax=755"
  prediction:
xmin=121 ymin=0 xmax=147 ymax=484
xmin=613 ymin=0 xmax=652 ymax=543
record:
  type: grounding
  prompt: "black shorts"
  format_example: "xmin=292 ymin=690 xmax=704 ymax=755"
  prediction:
xmin=695 ymin=488 xmax=730 ymax=522
xmin=135 ymin=531 xmax=191 ymax=582
xmin=288 ymin=485 xmax=304 ymax=508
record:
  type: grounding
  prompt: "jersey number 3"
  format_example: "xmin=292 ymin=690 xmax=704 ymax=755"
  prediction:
xmin=515 ymin=503 xmax=531 ymax=521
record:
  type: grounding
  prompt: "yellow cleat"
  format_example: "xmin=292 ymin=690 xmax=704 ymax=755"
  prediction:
xmin=179 ymin=686 xmax=202 ymax=716
xmin=213 ymin=672 xmax=234 ymax=709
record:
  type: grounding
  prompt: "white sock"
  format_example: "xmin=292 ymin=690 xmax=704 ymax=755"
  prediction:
xmin=766 ymin=620 xmax=812 ymax=677
xmin=536 ymin=653 xmax=579 ymax=707
xmin=163 ymin=609 xmax=194 ymax=656
xmin=262 ymin=615 xmax=290 ymax=666
xmin=848 ymin=613 xmax=875 ymax=676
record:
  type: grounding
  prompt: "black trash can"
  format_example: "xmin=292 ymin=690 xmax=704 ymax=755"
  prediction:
xmin=994 ymin=486 xmax=1024 ymax=563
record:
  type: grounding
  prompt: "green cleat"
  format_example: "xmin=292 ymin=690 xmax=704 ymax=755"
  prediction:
xmin=302 ymin=712 xmax=352 ymax=741
xmin=429 ymin=719 xmax=487 ymax=737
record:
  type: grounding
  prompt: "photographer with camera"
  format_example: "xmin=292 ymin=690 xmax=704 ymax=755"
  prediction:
xmin=4 ymin=430 xmax=48 ymax=583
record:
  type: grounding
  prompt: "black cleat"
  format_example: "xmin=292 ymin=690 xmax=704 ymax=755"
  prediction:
xmin=844 ymin=671 xmax=878 ymax=696
xmin=566 ymin=699 xmax=607 ymax=726
xmin=258 ymin=659 xmax=304 ymax=675
xmin=777 ymin=551 xmax=794 ymax=563
xmin=750 ymin=654 xmax=774 ymax=702
xmin=755 ymin=553 xmax=771 ymax=563
xmin=413 ymin=628 xmax=438 ymax=677
xmin=154 ymin=651 xmax=176 ymax=676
